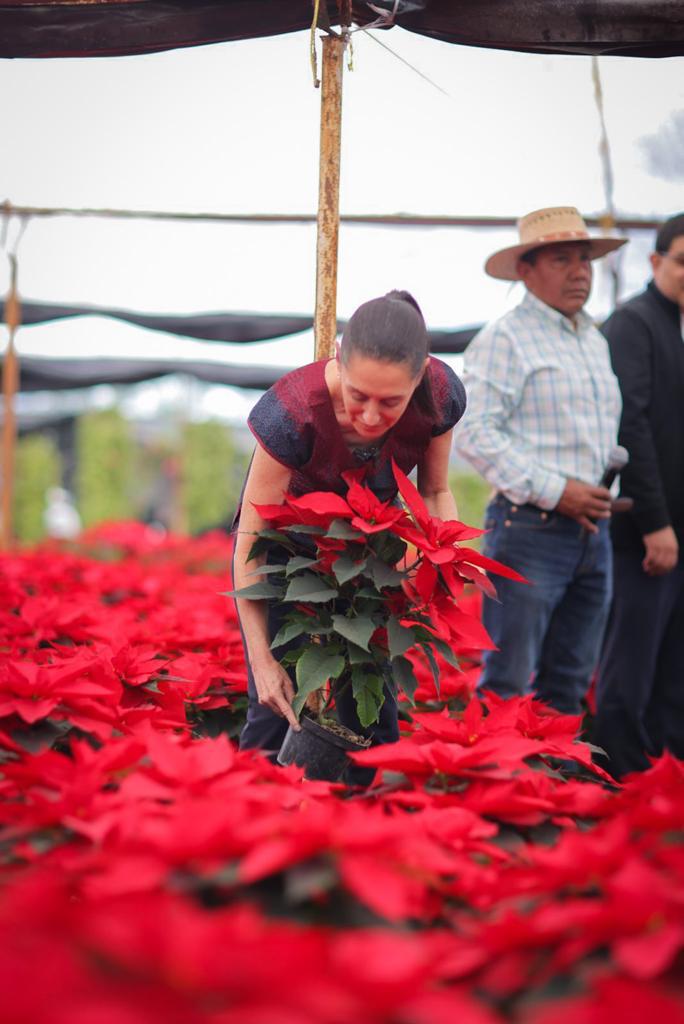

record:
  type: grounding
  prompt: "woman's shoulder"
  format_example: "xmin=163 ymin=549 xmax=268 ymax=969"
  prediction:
xmin=270 ymin=359 xmax=329 ymax=408
xmin=427 ymin=356 xmax=467 ymax=435
xmin=247 ymin=360 xmax=328 ymax=470
xmin=428 ymin=355 xmax=465 ymax=401
xmin=428 ymin=353 xmax=456 ymax=377
xmin=252 ymin=360 xmax=327 ymax=418
xmin=271 ymin=357 xmax=325 ymax=387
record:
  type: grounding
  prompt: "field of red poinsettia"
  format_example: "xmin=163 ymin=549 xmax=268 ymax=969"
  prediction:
xmin=1 ymin=522 xmax=683 ymax=1024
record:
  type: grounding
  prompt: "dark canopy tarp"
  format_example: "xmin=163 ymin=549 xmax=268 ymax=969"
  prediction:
xmin=7 ymin=321 xmax=480 ymax=391
xmin=1 ymin=298 xmax=481 ymax=355
xmin=398 ymin=0 xmax=684 ymax=57
xmin=10 ymin=357 xmax=291 ymax=393
xmin=0 ymin=0 xmax=682 ymax=59
xmin=1 ymin=301 xmax=314 ymax=344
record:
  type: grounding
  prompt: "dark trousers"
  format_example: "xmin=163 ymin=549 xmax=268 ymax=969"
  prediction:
xmin=595 ymin=549 xmax=684 ymax=779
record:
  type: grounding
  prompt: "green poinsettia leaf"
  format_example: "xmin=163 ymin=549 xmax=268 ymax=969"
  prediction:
xmin=247 ymin=530 xmax=294 ymax=560
xmin=365 ymin=556 xmax=403 ymax=589
xmin=408 ymin=616 xmax=436 ymax=636
xmin=421 ymin=644 xmax=441 ymax=697
xmin=292 ymin=647 xmax=346 ymax=717
xmin=355 ymin=587 xmax=384 ymax=600
xmin=285 ymin=555 xmax=320 ymax=575
xmin=351 ymin=665 xmax=385 ymax=728
xmin=430 ymin=637 xmax=461 ymax=670
xmin=270 ymin=621 xmax=309 ymax=650
xmin=387 ymin=615 xmax=417 ymax=659
xmin=10 ymin=718 xmax=69 ymax=755
xmin=332 ymin=553 xmax=367 ymax=585
xmin=244 ymin=563 xmax=287 ymax=577
xmin=391 ymin=654 xmax=419 ymax=705
xmin=271 ymin=616 xmax=334 ymax=649
xmin=279 ymin=649 xmax=303 ymax=667
xmin=331 ymin=613 xmax=375 ymax=652
xmin=222 ymin=581 xmax=283 ymax=600
xmin=347 ymin=641 xmax=371 ymax=666
xmin=284 ymin=574 xmax=339 ymax=603
xmin=282 ymin=524 xmax=327 ymax=535
xmin=371 ymin=532 xmax=407 ymax=566
xmin=584 ymin=742 xmax=608 ymax=757
xmin=326 ymin=519 xmax=364 ymax=540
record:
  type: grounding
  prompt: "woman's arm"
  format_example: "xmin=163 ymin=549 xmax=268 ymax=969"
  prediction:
xmin=233 ymin=444 xmax=300 ymax=729
xmin=416 ymin=429 xmax=460 ymax=521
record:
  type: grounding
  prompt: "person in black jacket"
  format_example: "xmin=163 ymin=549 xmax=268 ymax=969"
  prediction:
xmin=596 ymin=213 xmax=684 ymax=778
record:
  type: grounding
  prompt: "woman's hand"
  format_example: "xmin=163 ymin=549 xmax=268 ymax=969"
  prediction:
xmin=253 ymin=656 xmax=301 ymax=730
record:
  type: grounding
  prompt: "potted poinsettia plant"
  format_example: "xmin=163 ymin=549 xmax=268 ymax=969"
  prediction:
xmin=230 ymin=460 xmax=524 ymax=780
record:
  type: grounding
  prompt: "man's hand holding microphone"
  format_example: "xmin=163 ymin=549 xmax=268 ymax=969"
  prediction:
xmin=556 ymin=446 xmax=631 ymax=534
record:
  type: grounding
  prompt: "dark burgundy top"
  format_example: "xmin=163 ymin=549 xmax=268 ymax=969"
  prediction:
xmin=247 ymin=357 xmax=466 ymax=503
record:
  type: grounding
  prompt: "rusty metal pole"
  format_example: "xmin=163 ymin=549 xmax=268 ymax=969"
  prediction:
xmin=314 ymin=33 xmax=345 ymax=360
xmin=1 ymin=254 xmax=20 ymax=549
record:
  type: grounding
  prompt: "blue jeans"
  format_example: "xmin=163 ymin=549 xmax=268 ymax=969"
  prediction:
xmin=479 ymin=495 xmax=612 ymax=714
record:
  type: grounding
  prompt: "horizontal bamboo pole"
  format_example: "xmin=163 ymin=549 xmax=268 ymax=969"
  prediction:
xmin=0 ymin=202 xmax=661 ymax=232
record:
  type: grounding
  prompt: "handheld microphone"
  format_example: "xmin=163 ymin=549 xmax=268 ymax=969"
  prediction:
xmin=599 ymin=446 xmax=629 ymax=490
xmin=581 ymin=447 xmax=631 ymax=537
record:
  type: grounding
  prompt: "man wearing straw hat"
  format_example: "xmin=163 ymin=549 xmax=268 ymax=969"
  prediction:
xmin=456 ymin=206 xmax=627 ymax=714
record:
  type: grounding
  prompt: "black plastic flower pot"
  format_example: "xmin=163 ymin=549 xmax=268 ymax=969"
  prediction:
xmin=277 ymin=714 xmax=370 ymax=781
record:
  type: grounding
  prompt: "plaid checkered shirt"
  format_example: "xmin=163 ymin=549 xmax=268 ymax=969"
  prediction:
xmin=455 ymin=290 xmax=622 ymax=510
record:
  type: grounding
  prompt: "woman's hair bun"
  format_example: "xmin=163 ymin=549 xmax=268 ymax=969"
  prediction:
xmin=384 ymin=290 xmax=423 ymax=319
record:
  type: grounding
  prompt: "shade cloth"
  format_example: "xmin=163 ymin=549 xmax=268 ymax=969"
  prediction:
xmin=0 ymin=300 xmax=482 ymax=385
xmin=6 ymin=318 xmax=479 ymax=391
xmin=9 ymin=357 xmax=291 ymax=393
xmin=0 ymin=302 xmax=314 ymax=344
xmin=0 ymin=1 xmax=682 ymax=60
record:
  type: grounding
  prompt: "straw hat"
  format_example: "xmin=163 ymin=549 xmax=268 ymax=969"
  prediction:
xmin=485 ymin=207 xmax=627 ymax=281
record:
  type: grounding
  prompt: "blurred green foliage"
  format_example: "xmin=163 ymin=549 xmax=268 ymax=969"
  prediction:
xmin=14 ymin=411 xmax=251 ymax=542
xmin=180 ymin=421 xmax=250 ymax=534
xmin=12 ymin=434 xmax=62 ymax=542
xmin=450 ymin=470 xmax=491 ymax=544
xmin=76 ymin=409 xmax=137 ymax=527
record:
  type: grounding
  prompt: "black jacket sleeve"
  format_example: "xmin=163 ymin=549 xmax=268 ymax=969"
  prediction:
xmin=603 ymin=308 xmax=671 ymax=536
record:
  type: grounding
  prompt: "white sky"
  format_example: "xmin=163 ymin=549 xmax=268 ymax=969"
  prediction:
xmin=0 ymin=26 xmax=682 ymax=420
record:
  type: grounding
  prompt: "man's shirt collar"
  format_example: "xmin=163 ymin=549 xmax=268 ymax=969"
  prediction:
xmin=521 ymin=289 xmax=592 ymax=333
